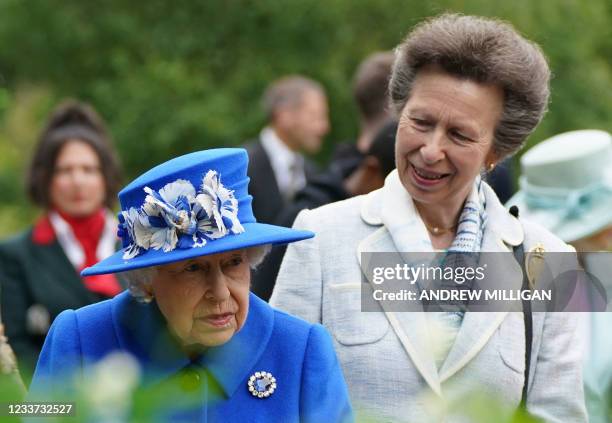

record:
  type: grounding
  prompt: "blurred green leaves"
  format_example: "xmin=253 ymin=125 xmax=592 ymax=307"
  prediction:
xmin=0 ymin=0 xmax=610 ymax=236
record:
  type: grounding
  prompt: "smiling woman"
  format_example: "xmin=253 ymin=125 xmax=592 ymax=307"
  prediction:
xmin=395 ymin=66 xmax=504 ymax=245
xmin=28 ymin=149 xmax=353 ymax=422
xmin=271 ymin=13 xmax=587 ymax=422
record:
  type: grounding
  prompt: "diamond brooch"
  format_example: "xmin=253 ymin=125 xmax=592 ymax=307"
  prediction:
xmin=247 ymin=371 xmax=277 ymax=398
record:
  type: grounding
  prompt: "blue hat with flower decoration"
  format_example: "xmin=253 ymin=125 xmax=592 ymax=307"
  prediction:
xmin=506 ymin=130 xmax=612 ymax=242
xmin=82 ymin=148 xmax=314 ymax=276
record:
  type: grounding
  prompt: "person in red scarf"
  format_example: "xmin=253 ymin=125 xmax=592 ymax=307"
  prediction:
xmin=0 ymin=100 xmax=124 ymax=384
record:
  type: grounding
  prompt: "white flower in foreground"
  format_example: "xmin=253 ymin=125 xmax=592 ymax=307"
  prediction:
xmin=83 ymin=352 xmax=141 ymax=422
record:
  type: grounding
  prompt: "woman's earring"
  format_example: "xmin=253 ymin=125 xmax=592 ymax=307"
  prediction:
xmin=487 ymin=162 xmax=496 ymax=172
xmin=143 ymin=286 xmax=155 ymax=303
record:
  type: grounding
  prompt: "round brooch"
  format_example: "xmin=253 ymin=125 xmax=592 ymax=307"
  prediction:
xmin=247 ymin=371 xmax=277 ymax=398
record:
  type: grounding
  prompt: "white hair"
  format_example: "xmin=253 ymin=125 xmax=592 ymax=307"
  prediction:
xmin=120 ymin=245 xmax=271 ymax=303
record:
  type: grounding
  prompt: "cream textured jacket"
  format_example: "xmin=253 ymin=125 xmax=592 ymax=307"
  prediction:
xmin=271 ymin=170 xmax=587 ymax=423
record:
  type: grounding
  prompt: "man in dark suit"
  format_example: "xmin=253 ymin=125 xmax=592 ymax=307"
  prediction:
xmin=252 ymin=120 xmax=398 ymax=301
xmin=244 ymin=75 xmax=329 ymax=225
xmin=245 ymin=76 xmax=329 ymax=302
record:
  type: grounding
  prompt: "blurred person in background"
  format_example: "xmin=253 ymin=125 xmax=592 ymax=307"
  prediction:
xmin=244 ymin=75 xmax=329 ymax=225
xmin=271 ymin=14 xmax=587 ymax=421
xmin=251 ymin=53 xmax=395 ymax=301
xmin=353 ymin=51 xmax=395 ymax=153
xmin=507 ymin=129 xmax=612 ymax=423
xmin=0 ymin=100 xmax=124 ymax=384
xmin=252 ymin=120 xmax=398 ymax=301
xmin=245 ymin=76 xmax=329 ymax=302
xmin=485 ymin=157 xmax=515 ymax=204
xmin=330 ymin=51 xmax=395 ymax=183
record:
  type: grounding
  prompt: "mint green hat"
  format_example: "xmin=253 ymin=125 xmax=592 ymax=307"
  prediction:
xmin=506 ymin=129 xmax=612 ymax=242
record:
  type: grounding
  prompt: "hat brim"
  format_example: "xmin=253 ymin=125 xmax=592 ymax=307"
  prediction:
xmin=506 ymin=191 xmax=612 ymax=243
xmin=82 ymin=222 xmax=313 ymax=276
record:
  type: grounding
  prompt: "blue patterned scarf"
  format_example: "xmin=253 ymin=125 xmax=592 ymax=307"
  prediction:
xmin=438 ymin=176 xmax=488 ymax=301
xmin=428 ymin=177 xmax=488 ymax=367
xmin=449 ymin=175 xmax=488 ymax=254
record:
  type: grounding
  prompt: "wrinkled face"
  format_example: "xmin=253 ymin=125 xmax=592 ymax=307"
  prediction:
xmin=395 ymin=66 xmax=503 ymax=211
xmin=49 ymin=140 xmax=106 ymax=217
xmin=151 ymin=250 xmax=250 ymax=348
xmin=285 ymin=90 xmax=330 ymax=154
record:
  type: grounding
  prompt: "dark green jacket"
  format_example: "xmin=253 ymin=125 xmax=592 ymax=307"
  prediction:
xmin=0 ymin=227 xmax=117 ymax=384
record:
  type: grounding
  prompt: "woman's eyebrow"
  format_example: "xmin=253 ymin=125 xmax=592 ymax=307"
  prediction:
xmin=405 ymin=107 xmax=432 ymax=117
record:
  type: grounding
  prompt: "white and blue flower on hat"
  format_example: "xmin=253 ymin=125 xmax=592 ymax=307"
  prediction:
xmin=82 ymin=148 xmax=313 ymax=277
xmin=119 ymin=170 xmax=244 ymax=260
xmin=117 ymin=208 xmax=151 ymax=259
xmin=195 ymin=170 xmax=244 ymax=240
xmin=143 ymin=179 xmax=198 ymax=252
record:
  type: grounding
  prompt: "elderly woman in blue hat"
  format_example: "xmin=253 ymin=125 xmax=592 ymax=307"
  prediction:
xmin=507 ymin=129 xmax=612 ymax=423
xmin=29 ymin=148 xmax=352 ymax=422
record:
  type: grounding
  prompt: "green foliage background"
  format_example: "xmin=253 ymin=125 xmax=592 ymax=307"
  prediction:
xmin=0 ymin=0 xmax=610 ymax=237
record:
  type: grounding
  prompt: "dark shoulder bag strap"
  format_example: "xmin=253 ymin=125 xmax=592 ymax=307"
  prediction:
xmin=509 ymin=206 xmax=533 ymax=410
xmin=513 ymin=242 xmax=533 ymax=409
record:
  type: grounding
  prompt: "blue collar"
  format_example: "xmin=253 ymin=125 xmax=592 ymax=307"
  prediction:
xmin=111 ymin=291 xmax=274 ymax=398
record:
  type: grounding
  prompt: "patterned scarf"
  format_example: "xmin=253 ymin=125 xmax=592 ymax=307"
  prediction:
xmin=449 ymin=175 xmax=488 ymax=254
xmin=428 ymin=176 xmax=488 ymax=368
xmin=436 ymin=176 xmax=488 ymax=302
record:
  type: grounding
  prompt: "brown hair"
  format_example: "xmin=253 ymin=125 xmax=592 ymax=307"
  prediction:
xmin=353 ymin=51 xmax=394 ymax=122
xmin=261 ymin=75 xmax=325 ymax=122
xmin=26 ymin=99 xmax=122 ymax=209
xmin=389 ymin=14 xmax=550 ymax=159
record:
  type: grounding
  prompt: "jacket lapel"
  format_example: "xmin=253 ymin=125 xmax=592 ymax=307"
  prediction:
xmin=246 ymin=139 xmax=284 ymax=223
xmin=357 ymin=226 xmax=442 ymax=396
xmin=29 ymin=238 xmax=98 ymax=304
xmin=358 ymin=174 xmax=442 ymax=396
xmin=358 ymin=175 xmax=527 ymax=390
xmin=203 ymin=294 xmax=274 ymax=397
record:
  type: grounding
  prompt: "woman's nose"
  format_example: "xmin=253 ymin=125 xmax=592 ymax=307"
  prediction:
xmin=67 ymin=168 xmax=88 ymax=186
xmin=420 ymin=130 xmax=446 ymax=164
xmin=204 ymin=271 xmax=231 ymax=302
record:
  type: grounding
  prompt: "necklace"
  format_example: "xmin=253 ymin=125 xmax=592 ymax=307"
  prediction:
xmin=423 ymin=223 xmax=457 ymax=235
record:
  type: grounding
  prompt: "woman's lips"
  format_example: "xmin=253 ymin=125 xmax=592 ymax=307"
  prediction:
xmin=69 ymin=195 xmax=91 ymax=205
xmin=410 ymin=164 xmax=450 ymax=188
xmin=200 ymin=313 xmax=234 ymax=328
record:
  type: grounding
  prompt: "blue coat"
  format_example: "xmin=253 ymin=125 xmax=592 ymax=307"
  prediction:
xmin=30 ymin=291 xmax=353 ymax=422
